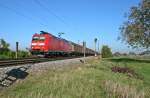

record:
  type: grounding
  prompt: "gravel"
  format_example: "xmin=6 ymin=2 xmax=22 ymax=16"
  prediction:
xmin=0 ymin=56 xmax=94 ymax=88
xmin=29 ymin=56 xmax=93 ymax=71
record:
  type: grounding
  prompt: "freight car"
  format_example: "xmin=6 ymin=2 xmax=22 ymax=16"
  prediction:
xmin=30 ymin=31 xmax=96 ymax=56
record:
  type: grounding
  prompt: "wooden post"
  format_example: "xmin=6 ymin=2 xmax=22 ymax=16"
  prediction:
xmin=16 ymin=42 xmax=19 ymax=59
xmin=83 ymin=41 xmax=86 ymax=57
xmin=94 ymin=38 xmax=97 ymax=56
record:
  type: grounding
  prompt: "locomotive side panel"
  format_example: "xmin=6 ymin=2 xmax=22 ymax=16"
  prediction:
xmin=47 ymin=34 xmax=71 ymax=52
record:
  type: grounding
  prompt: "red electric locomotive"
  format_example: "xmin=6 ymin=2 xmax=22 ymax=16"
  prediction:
xmin=31 ymin=31 xmax=72 ymax=56
xmin=31 ymin=31 xmax=97 ymax=56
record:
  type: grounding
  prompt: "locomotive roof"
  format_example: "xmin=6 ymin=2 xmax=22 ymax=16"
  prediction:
xmin=34 ymin=31 xmax=70 ymax=43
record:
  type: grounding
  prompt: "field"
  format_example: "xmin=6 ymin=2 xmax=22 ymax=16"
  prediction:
xmin=0 ymin=57 xmax=150 ymax=98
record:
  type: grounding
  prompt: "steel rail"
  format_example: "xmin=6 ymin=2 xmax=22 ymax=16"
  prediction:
xmin=0 ymin=56 xmax=80 ymax=68
xmin=0 ymin=58 xmax=56 ymax=68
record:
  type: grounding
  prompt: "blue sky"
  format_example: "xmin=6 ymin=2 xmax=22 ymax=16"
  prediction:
xmin=0 ymin=0 xmax=141 ymax=53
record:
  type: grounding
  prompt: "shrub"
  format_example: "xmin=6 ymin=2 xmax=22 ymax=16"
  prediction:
xmin=8 ymin=51 xmax=16 ymax=58
xmin=18 ymin=51 xmax=30 ymax=58
xmin=113 ymin=52 xmax=121 ymax=57
xmin=101 ymin=45 xmax=113 ymax=58
xmin=0 ymin=50 xmax=30 ymax=59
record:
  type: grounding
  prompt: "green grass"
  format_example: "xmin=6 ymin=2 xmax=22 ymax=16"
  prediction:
xmin=0 ymin=57 xmax=150 ymax=98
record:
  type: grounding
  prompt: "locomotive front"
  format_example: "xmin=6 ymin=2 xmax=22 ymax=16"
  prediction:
xmin=31 ymin=33 xmax=48 ymax=55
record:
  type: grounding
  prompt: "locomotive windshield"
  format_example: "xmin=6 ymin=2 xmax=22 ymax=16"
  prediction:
xmin=32 ymin=36 xmax=45 ymax=40
xmin=39 ymin=36 xmax=45 ymax=40
xmin=32 ymin=36 xmax=39 ymax=40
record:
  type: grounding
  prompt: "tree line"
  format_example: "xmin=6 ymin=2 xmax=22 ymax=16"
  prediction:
xmin=0 ymin=39 xmax=30 ymax=59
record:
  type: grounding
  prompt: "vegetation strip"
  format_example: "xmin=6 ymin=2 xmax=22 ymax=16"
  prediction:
xmin=0 ymin=57 xmax=149 ymax=98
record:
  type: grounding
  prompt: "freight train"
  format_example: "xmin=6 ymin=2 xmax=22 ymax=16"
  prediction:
xmin=30 ymin=31 xmax=96 ymax=56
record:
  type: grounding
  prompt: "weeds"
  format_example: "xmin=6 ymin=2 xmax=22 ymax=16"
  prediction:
xmin=0 ymin=57 xmax=149 ymax=98
xmin=102 ymin=80 xmax=145 ymax=98
xmin=111 ymin=66 xmax=144 ymax=80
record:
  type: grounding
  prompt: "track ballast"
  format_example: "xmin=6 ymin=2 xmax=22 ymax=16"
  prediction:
xmin=0 ymin=57 xmax=79 ymax=68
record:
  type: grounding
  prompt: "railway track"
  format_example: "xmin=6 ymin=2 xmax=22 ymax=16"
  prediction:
xmin=0 ymin=57 xmax=78 ymax=68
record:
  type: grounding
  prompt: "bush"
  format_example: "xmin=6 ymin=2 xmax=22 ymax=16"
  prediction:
xmin=0 ymin=50 xmax=30 ymax=59
xmin=8 ymin=51 xmax=16 ymax=58
xmin=0 ymin=48 xmax=10 ymax=55
xmin=101 ymin=45 xmax=113 ymax=58
xmin=0 ymin=55 xmax=9 ymax=59
xmin=18 ymin=51 xmax=30 ymax=58
xmin=113 ymin=52 xmax=121 ymax=57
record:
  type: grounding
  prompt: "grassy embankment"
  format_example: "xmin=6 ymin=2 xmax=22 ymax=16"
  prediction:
xmin=0 ymin=57 xmax=150 ymax=98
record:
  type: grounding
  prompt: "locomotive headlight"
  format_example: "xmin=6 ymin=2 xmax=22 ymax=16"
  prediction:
xmin=39 ymin=43 xmax=45 ymax=45
xmin=31 ymin=43 xmax=37 ymax=45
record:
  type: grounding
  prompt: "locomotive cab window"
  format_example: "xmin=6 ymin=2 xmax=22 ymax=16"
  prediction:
xmin=32 ymin=36 xmax=39 ymax=40
xmin=39 ymin=36 xmax=45 ymax=40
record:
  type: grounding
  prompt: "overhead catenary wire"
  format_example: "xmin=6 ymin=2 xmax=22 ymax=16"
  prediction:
xmin=0 ymin=3 xmax=47 ymax=28
xmin=0 ymin=0 xmax=82 ymax=44
xmin=12 ymin=0 xmax=53 ymax=27
xmin=33 ymin=0 xmax=70 ymax=27
xmin=33 ymin=0 xmax=83 ymax=42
